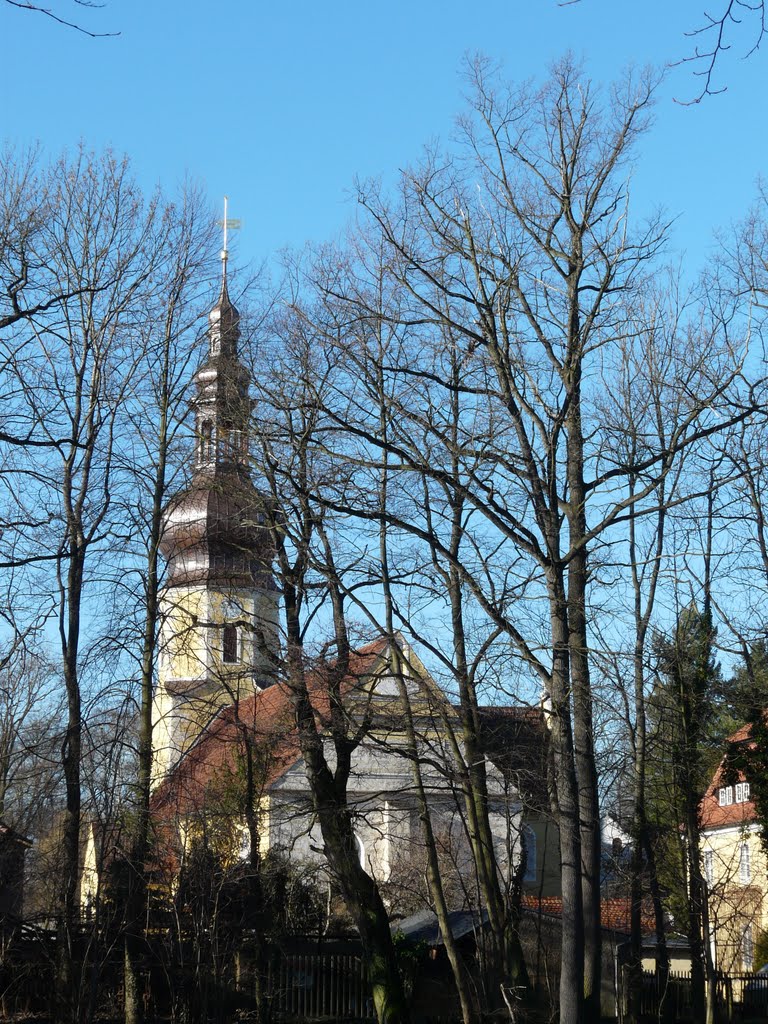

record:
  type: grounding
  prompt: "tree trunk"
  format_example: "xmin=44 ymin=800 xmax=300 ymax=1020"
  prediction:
xmin=281 ymin=575 xmax=410 ymax=1024
xmin=548 ymin=576 xmax=585 ymax=1024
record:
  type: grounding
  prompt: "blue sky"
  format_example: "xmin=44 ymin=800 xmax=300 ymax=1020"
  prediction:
xmin=1 ymin=0 xmax=765 ymax=275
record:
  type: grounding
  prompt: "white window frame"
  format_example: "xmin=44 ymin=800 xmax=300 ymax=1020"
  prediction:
xmin=354 ymin=833 xmax=366 ymax=870
xmin=704 ymin=849 xmax=714 ymax=885
xmin=718 ymin=786 xmax=734 ymax=807
xmin=739 ymin=841 xmax=751 ymax=884
xmin=736 ymin=782 xmax=751 ymax=804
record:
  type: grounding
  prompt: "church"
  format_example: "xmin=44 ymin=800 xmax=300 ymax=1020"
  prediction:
xmin=80 ymin=236 xmax=527 ymax=909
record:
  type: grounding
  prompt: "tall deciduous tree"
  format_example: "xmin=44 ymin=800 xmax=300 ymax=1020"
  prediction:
xmin=251 ymin=317 xmax=411 ymax=1024
xmin=117 ymin=189 xmax=216 ymax=1024
xmin=0 ymin=147 xmax=167 ymax=1020
xmin=286 ymin=57 xmax=753 ymax=1023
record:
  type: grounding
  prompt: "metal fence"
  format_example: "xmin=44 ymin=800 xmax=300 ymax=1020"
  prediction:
xmin=268 ymin=950 xmax=375 ymax=1021
xmin=638 ymin=969 xmax=768 ymax=1022
xmin=639 ymin=970 xmax=694 ymax=1019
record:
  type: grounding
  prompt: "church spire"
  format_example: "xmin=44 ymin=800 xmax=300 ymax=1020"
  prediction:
xmin=189 ymin=198 xmax=251 ymax=477
xmin=208 ymin=197 xmax=241 ymax=359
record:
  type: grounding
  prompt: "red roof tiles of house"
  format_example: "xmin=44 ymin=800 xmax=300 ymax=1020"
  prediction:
xmin=522 ymin=895 xmax=656 ymax=935
xmin=698 ymin=720 xmax=758 ymax=829
xmin=151 ymin=638 xmax=389 ymax=821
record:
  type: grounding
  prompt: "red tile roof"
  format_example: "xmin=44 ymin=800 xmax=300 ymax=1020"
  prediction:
xmin=151 ymin=638 xmax=389 ymax=822
xmin=699 ymin=721 xmax=759 ymax=830
xmin=522 ymin=895 xmax=656 ymax=935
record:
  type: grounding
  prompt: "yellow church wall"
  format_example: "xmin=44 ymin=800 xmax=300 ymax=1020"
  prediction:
xmin=160 ymin=586 xmax=278 ymax=686
xmin=174 ymin=795 xmax=271 ymax=866
xmin=152 ymin=581 xmax=279 ymax=787
xmin=79 ymin=824 xmax=98 ymax=912
xmin=164 ymin=589 xmax=206 ymax=680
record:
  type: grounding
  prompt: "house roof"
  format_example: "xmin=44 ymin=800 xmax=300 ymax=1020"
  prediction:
xmin=521 ymin=895 xmax=656 ymax=935
xmin=151 ymin=638 xmax=390 ymax=821
xmin=393 ymin=908 xmax=489 ymax=946
xmin=699 ymin=721 xmax=758 ymax=830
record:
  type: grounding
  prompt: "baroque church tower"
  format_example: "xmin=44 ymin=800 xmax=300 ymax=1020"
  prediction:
xmin=151 ymin=224 xmax=278 ymax=786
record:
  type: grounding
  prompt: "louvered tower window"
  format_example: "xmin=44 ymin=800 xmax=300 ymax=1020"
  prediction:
xmin=222 ymin=623 xmax=238 ymax=664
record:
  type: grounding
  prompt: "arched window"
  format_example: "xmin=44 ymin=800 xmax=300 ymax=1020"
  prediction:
xmin=222 ymin=623 xmax=238 ymax=664
xmin=199 ymin=419 xmax=214 ymax=463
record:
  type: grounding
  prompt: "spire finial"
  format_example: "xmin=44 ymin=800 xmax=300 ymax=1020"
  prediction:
xmin=218 ymin=196 xmax=241 ymax=287
xmin=221 ymin=196 xmax=229 ymax=283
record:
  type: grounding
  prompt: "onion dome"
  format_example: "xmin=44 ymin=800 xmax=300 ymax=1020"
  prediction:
xmin=160 ymin=475 xmax=274 ymax=589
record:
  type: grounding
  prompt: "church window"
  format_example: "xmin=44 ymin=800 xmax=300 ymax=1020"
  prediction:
xmin=739 ymin=841 xmax=751 ymax=884
xmin=222 ymin=623 xmax=238 ymax=664
xmin=718 ymin=786 xmax=733 ymax=807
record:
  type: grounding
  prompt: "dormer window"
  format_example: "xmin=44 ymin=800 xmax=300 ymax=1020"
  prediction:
xmin=718 ymin=786 xmax=733 ymax=807
xmin=222 ymin=623 xmax=238 ymax=664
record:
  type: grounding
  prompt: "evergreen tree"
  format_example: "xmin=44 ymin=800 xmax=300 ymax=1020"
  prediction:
xmin=648 ymin=605 xmax=720 ymax=1022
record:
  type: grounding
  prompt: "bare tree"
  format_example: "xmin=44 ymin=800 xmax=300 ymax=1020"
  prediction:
xmin=2 ymin=0 xmax=117 ymax=37
xmin=250 ymin=316 xmax=412 ymax=1024
xmin=562 ymin=1 xmax=766 ymax=101
xmin=285 ymin=57 xmax=754 ymax=1023
xmin=115 ymin=189 xmax=217 ymax=1024
xmin=0 ymin=146 xmax=168 ymax=1020
xmin=678 ymin=0 xmax=766 ymax=101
